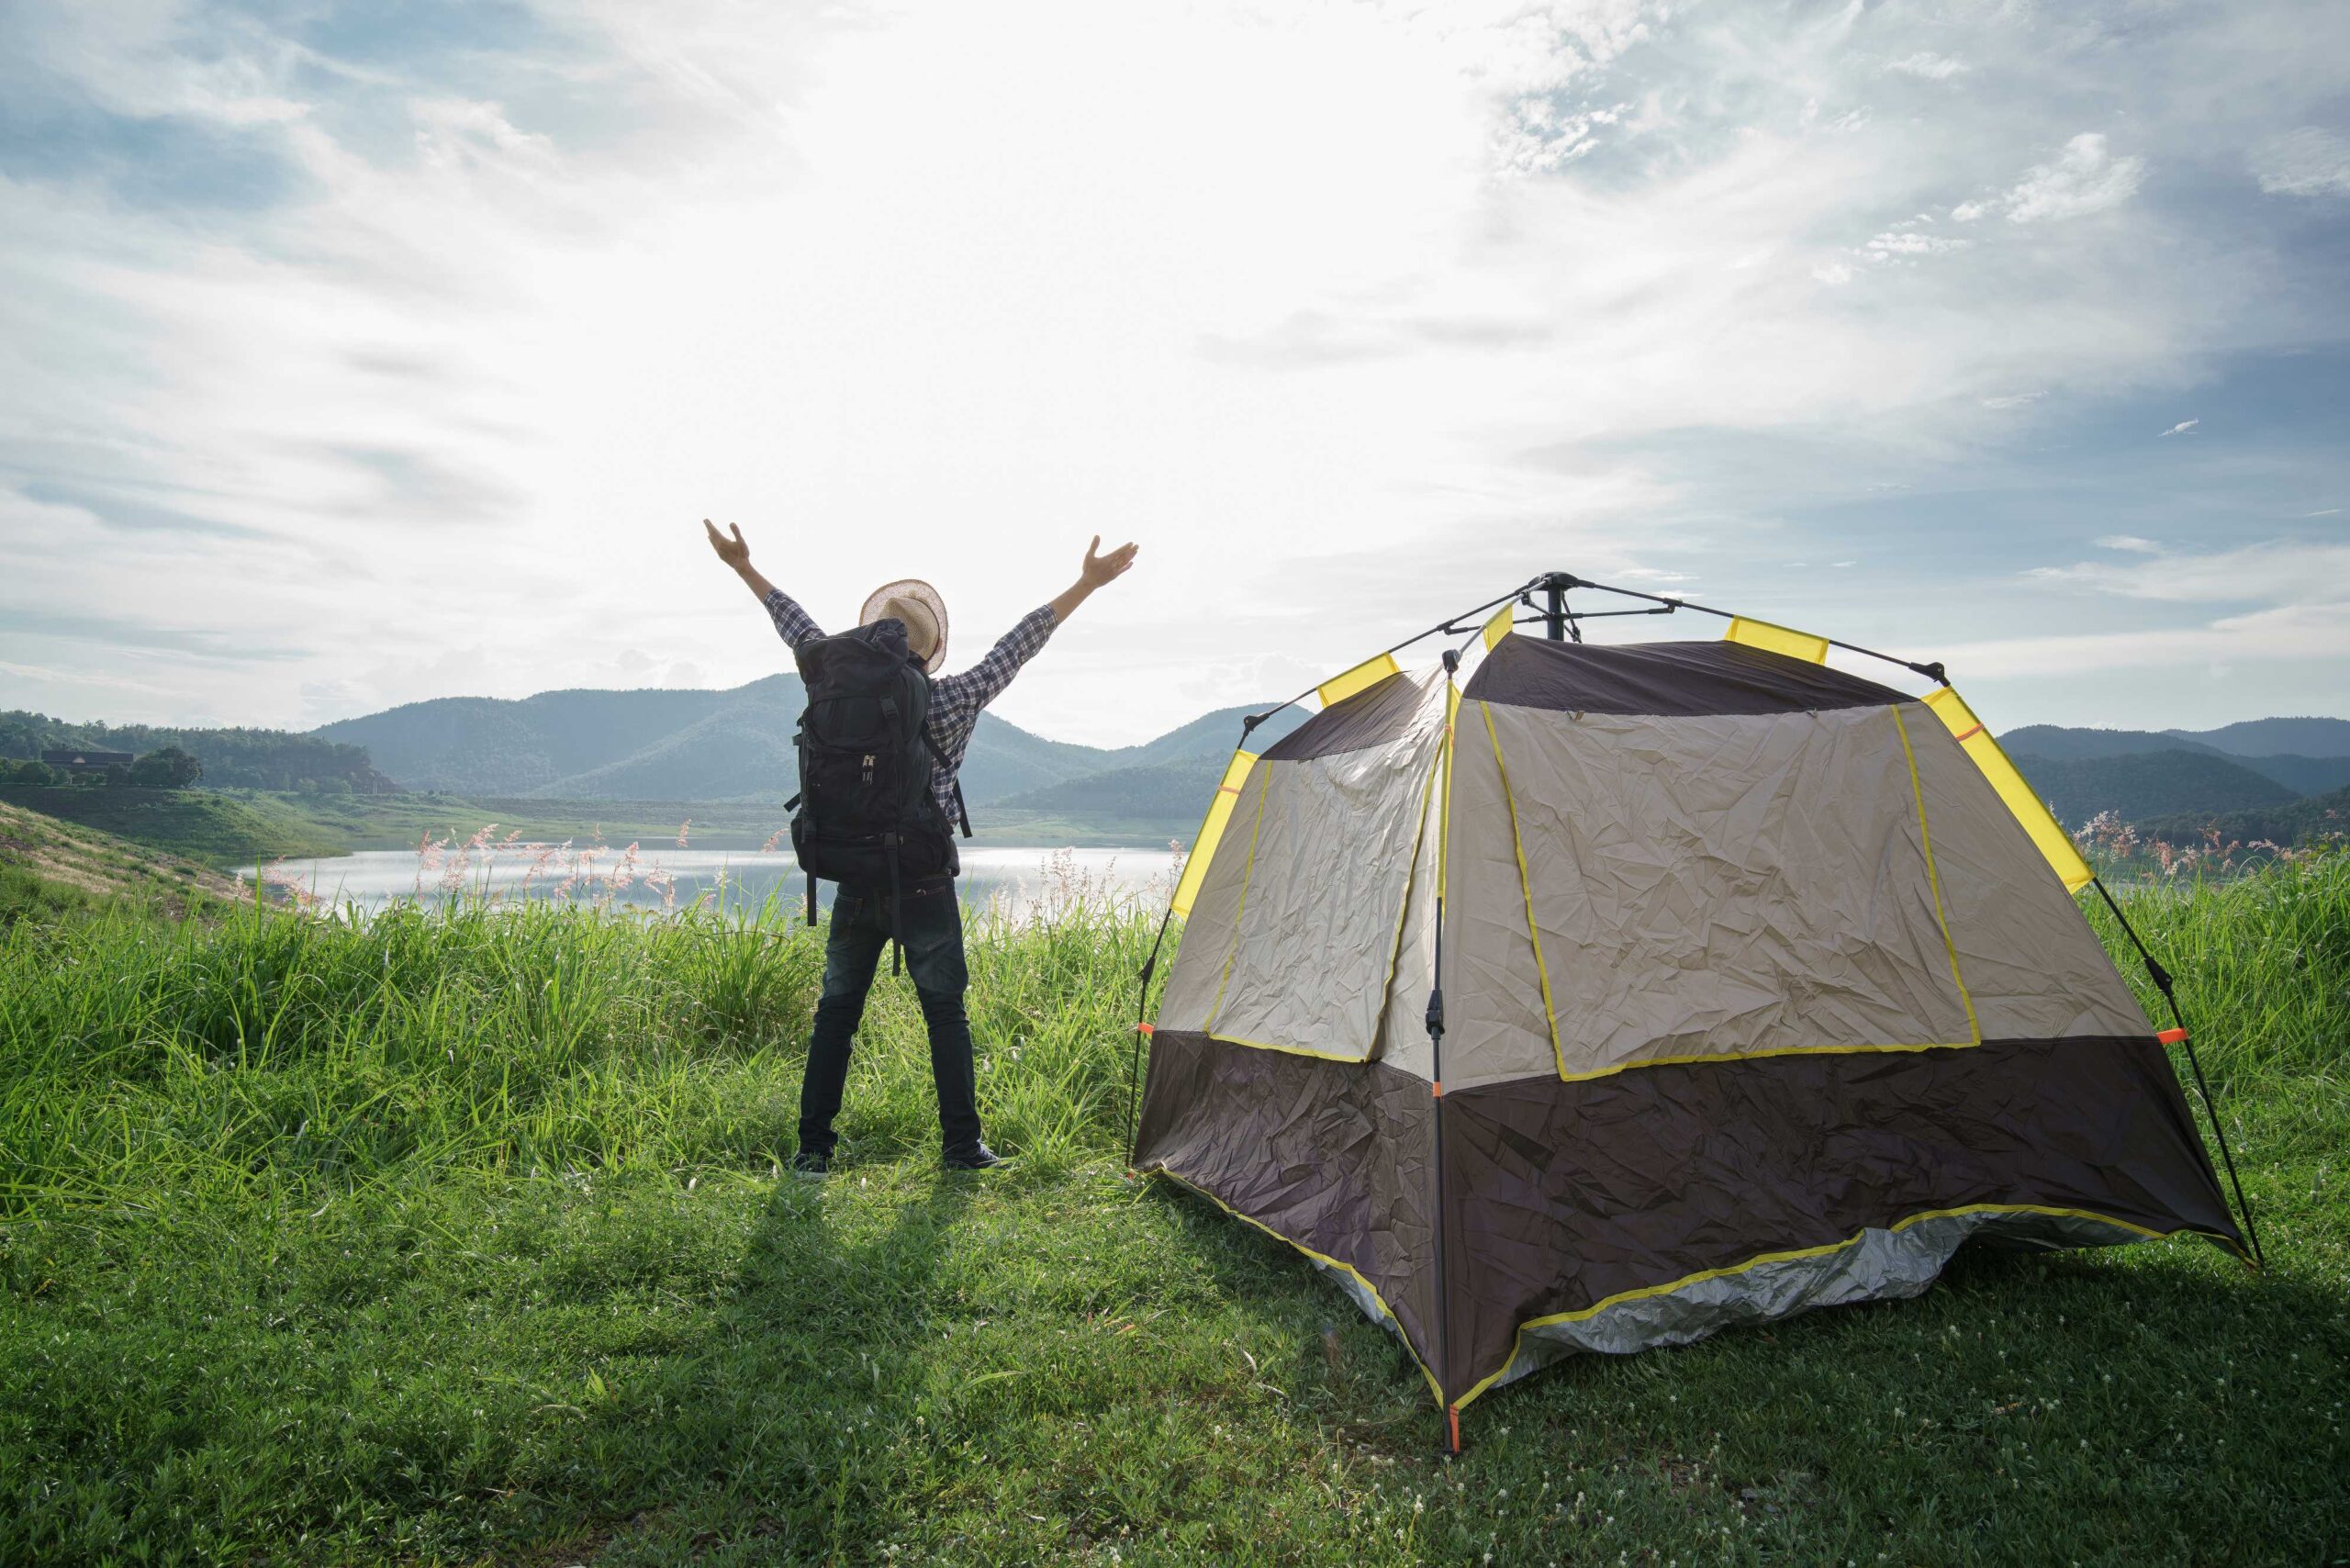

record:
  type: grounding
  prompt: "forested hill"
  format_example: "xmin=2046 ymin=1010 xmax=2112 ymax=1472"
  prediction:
xmin=2166 ymin=716 xmax=2350 ymax=757
xmin=2007 ymin=751 xmax=2300 ymax=828
xmin=0 ymin=711 xmax=393 ymax=793
xmin=313 ymin=680 xmax=1298 ymax=809
xmin=13 ymin=681 xmax=2344 ymax=846
xmin=2003 ymin=720 xmax=2350 ymax=826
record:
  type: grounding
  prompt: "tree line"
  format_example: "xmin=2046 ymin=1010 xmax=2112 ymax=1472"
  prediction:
xmin=0 ymin=711 xmax=397 ymax=794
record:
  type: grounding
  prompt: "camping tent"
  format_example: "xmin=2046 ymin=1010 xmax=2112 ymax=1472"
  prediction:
xmin=1130 ymin=578 xmax=2252 ymax=1450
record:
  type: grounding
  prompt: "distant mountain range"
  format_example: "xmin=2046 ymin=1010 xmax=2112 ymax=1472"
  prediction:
xmin=312 ymin=678 xmax=1311 ymax=834
xmin=2001 ymin=719 xmax=2350 ymax=826
xmin=12 ymin=677 xmax=2345 ymax=846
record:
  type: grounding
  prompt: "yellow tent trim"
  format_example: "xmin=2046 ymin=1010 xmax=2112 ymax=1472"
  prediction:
xmin=1202 ymin=765 xmax=1271 ymax=1034
xmin=1205 ymin=1032 xmax=1370 ymax=1064
xmin=1169 ymin=749 xmax=1259 ymax=918
xmin=1318 ymin=650 xmax=1403 ymax=709
xmin=1725 ymin=617 xmax=1830 ymax=664
xmin=1552 ymin=1036 xmax=1976 ymax=1085
xmin=1921 ymin=687 xmax=2093 ymax=891
xmin=1478 ymin=701 xmax=1565 ymax=1080
xmin=1891 ymin=705 xmax=1983 ymax=1046
xmin=1450 ymin=1202 xmax=2228 ymax=1415
xmin=1481 ymin=602 xmax=1514 ymax=650
xmin=1149 ymin=1165 xmax=1445 ymax=1407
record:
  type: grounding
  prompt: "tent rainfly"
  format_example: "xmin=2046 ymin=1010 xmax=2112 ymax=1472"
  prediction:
xmin=1128 ymin=573 xmax=2255 ymax=1452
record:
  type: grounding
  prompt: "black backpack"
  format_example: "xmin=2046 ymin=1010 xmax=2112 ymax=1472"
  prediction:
xmin=787 ymin=619 xmax=971 ymax=968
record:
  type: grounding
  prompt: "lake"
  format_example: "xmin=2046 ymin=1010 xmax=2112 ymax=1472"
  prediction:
xmin=239 ymin=844 xmax=1182 ymax=921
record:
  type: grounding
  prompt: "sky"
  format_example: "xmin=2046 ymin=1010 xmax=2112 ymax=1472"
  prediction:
xmin=1 ymin=0 xmax=2344 ymax=749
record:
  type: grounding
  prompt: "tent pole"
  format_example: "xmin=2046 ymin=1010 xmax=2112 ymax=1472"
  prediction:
xmin=1430 ymin=650 xmax=1461 ymax=1453
xmin=2089 ymin=877 xmax=2266 ymax=1268
xmin=1542 ymin=574 xmax=1569 ymax=642
xmin=1124 ymin=907 xmax=1174 ymax=1170
xmin=1247 ymin=577 xmax=1550 ymax=734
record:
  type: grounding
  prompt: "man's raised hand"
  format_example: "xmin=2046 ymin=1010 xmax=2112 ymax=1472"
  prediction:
xmin=1080 ymin=535 xmax=1139 ymax=588
xmin=704 ymin=519 xmax=752 ymax=571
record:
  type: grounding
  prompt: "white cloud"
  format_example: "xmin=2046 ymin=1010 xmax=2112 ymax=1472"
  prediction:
xmin=1946 ymin=601 xmax=2350 ymax=680
xmin=0 ymin=0 xmax=2343 ymax=738
xmin=2252 ymin=127 xmax=2350 ymax=196
xmin=2024 ymin=538 xmax=2350 ymax=605
xmin=1953 ymin=133 xmax=2147 ymax=224
xmin=2159 ymin=419 xmax=2199 ymax=437
xmin=2001 ymin=133 xmax=2146 ymax=223
xmin=1977 ymin=537 xmax=2350 ymax=690
xmin=1886 ymin=52 xmax=1968 ymax=80
xmin=1863 ymin=230 xmax=1970 ymax=262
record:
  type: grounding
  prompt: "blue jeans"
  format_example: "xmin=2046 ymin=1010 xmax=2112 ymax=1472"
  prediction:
xmin=796 ymin=877 xmax=983 ymax=1159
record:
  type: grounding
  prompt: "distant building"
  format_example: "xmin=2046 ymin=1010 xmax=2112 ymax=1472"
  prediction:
xmin=40 ymin=747 xmax=135 ymax=774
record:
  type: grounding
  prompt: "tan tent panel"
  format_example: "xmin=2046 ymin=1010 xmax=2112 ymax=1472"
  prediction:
xmin=1370 ymin=772 xmax=1444 ymax=1078
xmin=1901 ymin=708 xmax=2153 ymax=1039
xmin=1455 ymin=700 xmax=1984 ymax=1082
xmin=1157 ymin=669 xmax=1446 ymax=1062
xmin=1133 ymin=610 xmax=2246 ymax=1452
xmin=1434 ymin=692 xmax=1564 ymax=1089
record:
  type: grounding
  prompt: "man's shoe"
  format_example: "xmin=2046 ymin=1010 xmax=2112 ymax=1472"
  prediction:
xmin=942 ymin=1143 xmax=1006 ymax=1171
xmin=789 ymin=1150 xmax=830 ymax=1180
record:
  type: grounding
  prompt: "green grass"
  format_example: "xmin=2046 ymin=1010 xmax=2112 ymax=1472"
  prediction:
xmin=0 ymin=784 xmax=1182 ymax=869
xmin=0 ymin=787 xmax=345 ymax=867
xmin=0 ymin=861 xmax=95 ymax=926
xmin=1 ymin=859 xmax=2344 ymax=1564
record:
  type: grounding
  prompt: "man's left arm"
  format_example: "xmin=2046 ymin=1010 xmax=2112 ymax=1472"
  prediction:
xmin=948 ymin=536 xmax=1139 ymax=711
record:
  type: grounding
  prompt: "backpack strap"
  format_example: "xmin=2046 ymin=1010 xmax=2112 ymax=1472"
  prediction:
xmin=884 ymin=833 xmax=904 ymax=977
xmin=918 ymin=725 xmax=975 ymax=839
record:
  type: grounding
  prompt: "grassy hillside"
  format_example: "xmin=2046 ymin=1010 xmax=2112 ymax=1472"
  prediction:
xmin=2009 ymin=749 xmax=2300 ymax=826
xmin=0 ymin=786 xmax=346 ymax=867
xmin=0 ymin=783 xmax=1204 ymax=871
xmin=0 ymin=800 xmax=244 ymax=922
xmin=0 ymin=859 xmax=2342 ymax=1562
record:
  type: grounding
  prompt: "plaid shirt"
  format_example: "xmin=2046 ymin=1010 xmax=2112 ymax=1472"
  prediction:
xmin=766 ymin=588 xmax=1058 ymax=824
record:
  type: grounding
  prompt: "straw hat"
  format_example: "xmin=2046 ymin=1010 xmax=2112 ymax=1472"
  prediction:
xmin=858 ymin=578 xmax=949 ymax=673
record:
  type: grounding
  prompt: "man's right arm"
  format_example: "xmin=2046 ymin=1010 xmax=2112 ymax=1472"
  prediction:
xmin=704 ymin=518 xmax=823 ymax=647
